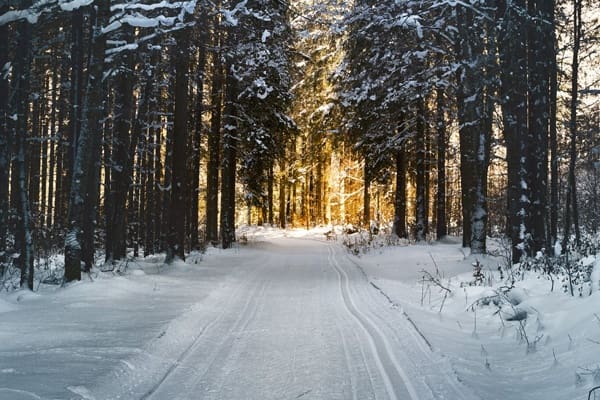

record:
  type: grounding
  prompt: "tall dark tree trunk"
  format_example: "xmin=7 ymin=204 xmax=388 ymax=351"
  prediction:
xmin=545 ymin=0 xmax=558 ymax=247
xmin=456 ymin=4 xmax=492 ymax=253
xmin=0 ymin=5 xmax=10 ymax=254
xmin=220 ymin=69 xmax=238 ymax=249
xmin=436 ymin=87 xmax=447 ymax=240
xmin=166 ymin=31 xmax=190 ymax=263
xmin=13 ymin=15 xmax=34 ymax=289
xmin=64 ymin=9 xmax=85 ymax=227
xmin=563 ymin=0 xmax=581 ymax=250
xmin=393 ymin=148 xmax=407 ymax=238
xmin=64 ymin=0 xmax=109 ymax=282
xmin=55 ymin=52 xmax=70 ymax=231
xmin=105 ymin=28 xmax=135 ymax=263
xmin=470 ymin=5 xmax=495 ymax=254
xmin=415 ymin=100 xmax=427 ymax=242
xmin=499 ymin=0 xmax=529 ymax=262
xmin=549 ymin=19 xmax=559 ymax=246
xmin=526 ymin=0 xmax=551 ymax=254
xmin=279 ymin=159 xmax=286 ymax=228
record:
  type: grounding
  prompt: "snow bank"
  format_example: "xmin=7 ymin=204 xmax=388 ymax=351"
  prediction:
xmin=354 ymin=240 xmax=600 ymax=400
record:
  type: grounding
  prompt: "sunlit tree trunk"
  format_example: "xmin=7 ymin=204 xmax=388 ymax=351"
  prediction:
xmin=206 ymin=24 xmax=223 ymax=244
xmin=436 ymin=87 xmax=447 ymax=240
xmin=190 ymin=11 xmax=208 ymax=249
xmin=363 ymin=161 xmax=370 ymax=228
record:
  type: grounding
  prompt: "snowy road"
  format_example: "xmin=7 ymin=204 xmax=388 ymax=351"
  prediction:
xmin=91 ymin=238 xmax=478 ymax=400
xmin=0 ymin=237 xmax=481 ymax=400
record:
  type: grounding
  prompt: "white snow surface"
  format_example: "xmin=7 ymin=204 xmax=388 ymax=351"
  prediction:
xmin=1 ymin=229 xmax=599 ymax=400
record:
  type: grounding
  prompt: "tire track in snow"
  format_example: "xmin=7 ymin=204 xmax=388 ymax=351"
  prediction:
xmin=327 ymin=244 xmax=420 ymax=400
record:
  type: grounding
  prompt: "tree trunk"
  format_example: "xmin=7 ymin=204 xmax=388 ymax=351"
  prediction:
xmin=55 ymin=51 xmax=70 ymax=231
xmin=279 ymin=160 xmax=286 ymax=228
xmin=206 ymin=28 xmax=223 ymax=244
xmin=415 ymin=100 xmax=427 ymax=242
xmin=64 ymin=8 xmax=85 ymax=227
xmin=220 ymin=68 xmax=238 ymax=249
xmin=166 ymin=31 xmax=190 ymax=263
xmin=436 ymin=87 xmax=447 ymax=240
xmin=268 ymin=164 xmax=274 ymax=225
xmin=393 ymin=148 xmax=407 ymax=238
xmin=29 ymin=98 xmax=41 ymax=231
xmin=106 ymin=28 xmax=135 ymax=263
xmin=549 ymin=26 xmax=558 ymax=246
xmin=526 ymin=0 xmax=551 ymax=254
xmin=470 ymin=4 xmax=494 ymax=255
xmin=64 ymin=0 xmax=109 ymax=282
xmin=498 ymin=0 xmax=529 ymax=262
xmin=563 ymin=0 xmax=581 ymax=250
xmin=0 ymin=5 xmax=10 ymax=253
xmin=13 ymin=16 xmax=34 ymax=289
xmin=190 ymin=9 xmax=208 ymax=250
xmin=363 ymin=161 xmax=370 ymax=228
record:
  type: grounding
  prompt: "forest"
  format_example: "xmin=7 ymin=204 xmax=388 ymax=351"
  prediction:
xmin=0 ymin=0 xmax=599 ymax=290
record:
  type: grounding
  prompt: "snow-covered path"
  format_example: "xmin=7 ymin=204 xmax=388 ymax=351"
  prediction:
xmin=91 ymin=238 xmax=477 ymax=400
xmin=1 ymin=238 xmax=481 ymax=400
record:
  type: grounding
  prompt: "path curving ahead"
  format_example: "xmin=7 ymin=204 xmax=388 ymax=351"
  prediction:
xmin=92 ymin=238 xmax=480 ymax=400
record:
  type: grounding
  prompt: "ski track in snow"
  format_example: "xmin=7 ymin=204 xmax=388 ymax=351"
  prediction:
xmin=328 ymin=244 xmax=417 ymax=400
xmin=128 ymin=239 xmax=479 ymax=400
xmin=1 ymin=238 xmax=482 ymax=400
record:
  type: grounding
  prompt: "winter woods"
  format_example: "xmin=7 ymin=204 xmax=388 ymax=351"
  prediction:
xmin=0 ymin=0 xmax=598 ymax=288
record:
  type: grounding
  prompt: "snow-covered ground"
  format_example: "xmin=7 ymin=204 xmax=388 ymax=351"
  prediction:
xmin=0 ymin=228 xmax=599 ymax=400
xmin=355 ymin=236 xmax=600 ymax=400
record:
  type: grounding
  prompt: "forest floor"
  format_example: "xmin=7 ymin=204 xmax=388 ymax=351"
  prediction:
xmin=0 ymin=229 xmax=599 ymax=400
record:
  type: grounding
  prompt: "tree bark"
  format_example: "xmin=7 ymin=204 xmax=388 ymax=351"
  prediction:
xmin=393 ymin=148 xmax=407 ymax=238
xmin=436 ymin=87 xmax=447 ymax=240
xmin=268 ymin=164 xmax=274 ymax=225
xmin=563 ymin=0 xmax=581 ymax=250
xmin=206 ymin=28 xmax=223 ymax=245
xmin=220 ymin=75 xmax=237 ymax=249
xmin=13 ymin=15 xmax=34 ymax=289
xmin=526 ymin=0 xmax=551 ymax=254
xmin=190 ymin=8 xmax=208 ymax=249
xmin=64 ymin=0 xmax=109 ymax=281
xmin=166 ymin=31 xmax=190 ymax=263
xmin=415 ymin=100 xmax=427 ymax=242
xmin=363 ymin=160 xmax=370 ymax=228
xmin=105 ymin=28 xmax=136 ymax=263
xmin=0 ymin=5 xmax=10 ymax=253
xmin=498 ymin=0 xmax=529 ymax=262
xmin=279 ymin=159 xmax=286 ymax=228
